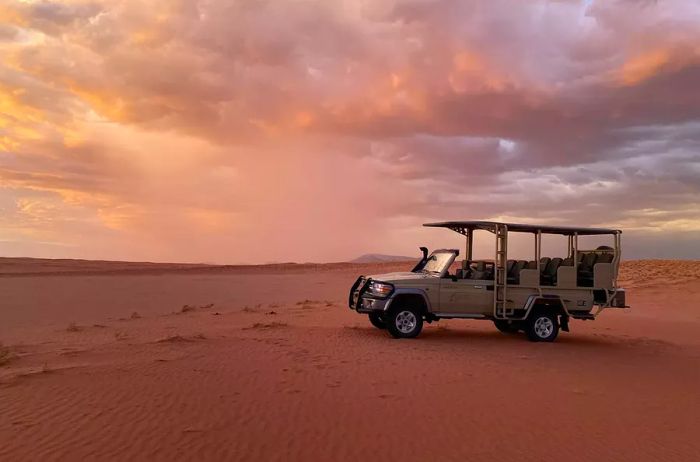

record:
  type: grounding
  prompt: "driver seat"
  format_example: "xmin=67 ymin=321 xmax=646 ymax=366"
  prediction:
xmin=455 ymin=260 xmax=470 ymax=279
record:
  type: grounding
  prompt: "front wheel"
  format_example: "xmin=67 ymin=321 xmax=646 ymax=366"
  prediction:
xmin=368 ymin=312 xmax=386 ymax=329
xmin=525 ymin=310 xmax=559 ymax=342
xmin=386 ymin=307 xmax=423 ymax=339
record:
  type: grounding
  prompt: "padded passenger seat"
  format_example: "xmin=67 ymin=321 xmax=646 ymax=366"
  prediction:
xmin=507 ymin=260 xmax=527 ymax=284
xmin=471 ymin=261 xmax=488 ymax=280
xmin=577 ymin=253 xmax=598 ymax=287
xmin=541 ymin=257 xmax=563 ymax=285
xmin=506 ymin=260 xmax=515 ymax=275
xmin=455 ymin=260 xmax=470 ymax=279
xmin=597 ymin=253 xmax=614 ymax=264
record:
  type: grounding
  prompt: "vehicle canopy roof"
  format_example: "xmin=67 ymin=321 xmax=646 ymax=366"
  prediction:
xmin=424 ymin=221 xmax=621 ymax=236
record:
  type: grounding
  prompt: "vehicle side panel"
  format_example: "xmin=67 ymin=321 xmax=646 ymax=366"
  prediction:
xmin=506 ymin=287 xmax=594 ymax=314
xmin=438 ymin=279 xmax=492 ymax=314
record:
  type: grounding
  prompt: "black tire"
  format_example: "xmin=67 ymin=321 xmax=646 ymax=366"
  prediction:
xmin=386 ymin=306 xmax=423 ymax=339
xmin=368 ymin=312 xmax=386 ymax=329
xmin=494 ymin=319 xmax=521 ymax=334
xmin=525 ymin=310 xmax=559 ymax=342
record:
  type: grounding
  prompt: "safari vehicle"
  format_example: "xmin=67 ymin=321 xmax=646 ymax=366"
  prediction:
xmin=348 ymin=221 xmax=628 ymax=342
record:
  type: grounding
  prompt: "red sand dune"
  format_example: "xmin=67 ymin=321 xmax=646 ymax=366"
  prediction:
xmin=1 ymin=258 xmax=699 ymax=461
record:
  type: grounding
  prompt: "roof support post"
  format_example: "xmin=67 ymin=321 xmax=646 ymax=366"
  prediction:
xmin=466 ymin=228 xmax=473 ymax=261
xmin=613 ymin=231 xmax=621 ymax=287
xmin=573 ymin=232 xmax=579 ymax=276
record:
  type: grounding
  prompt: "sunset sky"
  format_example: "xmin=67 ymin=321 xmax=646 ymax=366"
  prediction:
xmin=1 ymin=0 xmax=699 ymax=263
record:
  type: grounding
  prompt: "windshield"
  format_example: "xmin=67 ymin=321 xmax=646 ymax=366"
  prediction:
xmin=421 ymin=252 xmax=454 ymax=274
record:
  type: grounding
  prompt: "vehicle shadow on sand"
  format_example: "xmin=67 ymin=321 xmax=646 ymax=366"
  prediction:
xmin=342 ymin=323 xmax=679 ymax=356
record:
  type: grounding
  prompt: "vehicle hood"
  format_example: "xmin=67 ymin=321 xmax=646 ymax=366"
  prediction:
xmin=365 ymin=271 xmax=434 ymax=283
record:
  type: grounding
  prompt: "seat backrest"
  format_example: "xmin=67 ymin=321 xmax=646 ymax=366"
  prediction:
xmin=546 ymin=257 xmax=563 ymax=276
xmin=540 ymin=257 xmax=551 ymax=271
xmin=561 ymin=257 xmax=573 ymax=267
xmin=508 ymin=260 xmax=526 ymax=281
xmin=506 ymin=260 xmax=515 ymax=274
xmin=581 ymin=253 xmax=597 ymax=271
xmin=597 ymin=253 xmax=614 ymax=264
xmin=470 ymin=261 xmax=489 ymax=280
xmin=508 ymin=260 xmax=523 ymax=277
xmin=456 ymin=260 xmax=470 ymax=279
xmin=526 ymin=260 xmax=537 ymax=270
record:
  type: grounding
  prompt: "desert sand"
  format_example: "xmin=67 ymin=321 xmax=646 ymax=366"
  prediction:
xmin=1 ymin=258 xmax=699 ymax=461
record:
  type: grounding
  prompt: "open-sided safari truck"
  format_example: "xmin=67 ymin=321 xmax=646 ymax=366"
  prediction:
xmin=349 ymin=221 xmax=628 ymax=342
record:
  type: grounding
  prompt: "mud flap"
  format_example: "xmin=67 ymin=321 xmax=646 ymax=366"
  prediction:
xmin=560 ymin=315 xmax=570 ymax=332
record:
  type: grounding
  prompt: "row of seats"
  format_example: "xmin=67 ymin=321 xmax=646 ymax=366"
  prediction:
xmin=456 ymin=261 xmax=493 ymax=280
xmin=505 ymin=251 xmax=614 ymax=286
xmin=456 ymin=250 xmax=614 ymax=287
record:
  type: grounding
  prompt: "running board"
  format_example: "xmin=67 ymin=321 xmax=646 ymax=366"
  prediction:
xmin=432 ymin=313 xmax=487 ymax=320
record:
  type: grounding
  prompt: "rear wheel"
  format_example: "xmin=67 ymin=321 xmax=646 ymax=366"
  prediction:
xmin=386 ymin=307 xmax=423 ymax=339
xmin=494 ymin=319 xmax=521 ymax=334
xmin=525 ymin=310 xmax=559 ymax=342
xmin=368 ymin=312 xmax=386 ymax=329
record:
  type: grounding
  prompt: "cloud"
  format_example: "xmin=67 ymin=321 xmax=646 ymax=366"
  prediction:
xmin=0 ymin=0 xmax=699 ymax=261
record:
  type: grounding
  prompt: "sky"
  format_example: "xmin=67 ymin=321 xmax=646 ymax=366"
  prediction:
xmin=0 ymin=0 xmax=699 ymax=264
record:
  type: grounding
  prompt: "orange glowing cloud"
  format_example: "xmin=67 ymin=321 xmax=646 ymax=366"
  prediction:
xmin=618 ymin=46 xmax=700 ymax=86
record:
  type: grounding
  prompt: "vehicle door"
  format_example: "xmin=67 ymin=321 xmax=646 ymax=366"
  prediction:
xmin=439 ymin=275 xmax=493 ymax=315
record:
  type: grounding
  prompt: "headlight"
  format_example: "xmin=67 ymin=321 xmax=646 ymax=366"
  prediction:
xmin=368 ymin=281 xmax=394 ymax=298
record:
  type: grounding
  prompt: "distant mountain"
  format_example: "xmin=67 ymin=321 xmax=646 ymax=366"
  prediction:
xmin=350 ymin=254 xmax=416 ymax=263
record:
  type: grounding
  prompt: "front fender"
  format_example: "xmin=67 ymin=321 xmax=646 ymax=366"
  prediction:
xmin=385 ymin=288 xmax=433 ymax=313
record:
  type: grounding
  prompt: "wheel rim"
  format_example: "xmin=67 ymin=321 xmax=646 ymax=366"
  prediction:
xmin=395 ymin=311 xmax=417 ymax=334
xmin=534 ymin=316 xmax=554 ymax=338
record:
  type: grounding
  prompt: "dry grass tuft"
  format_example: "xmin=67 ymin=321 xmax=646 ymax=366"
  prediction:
xmin=244 ymin=322 xmax=288 ymax=330
xmin=114 ymin=331 xmax=128 ymax=341
xmin=66 ymin=322 xmax=82 ymax=332
xmin=156 ymin=333 xmax=206 ymax=343
xmin=156 ymin=335 xmax=192 ymax=343
xmin=180 ymin=304 xmax=196 ymax=313
xmin=130 ymin=311 xmax=141 ymax=319
xmin=0 ymin=343 xmax=17 ymax=367
xmin=241 ymin=306 xmax=257 ymax=313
